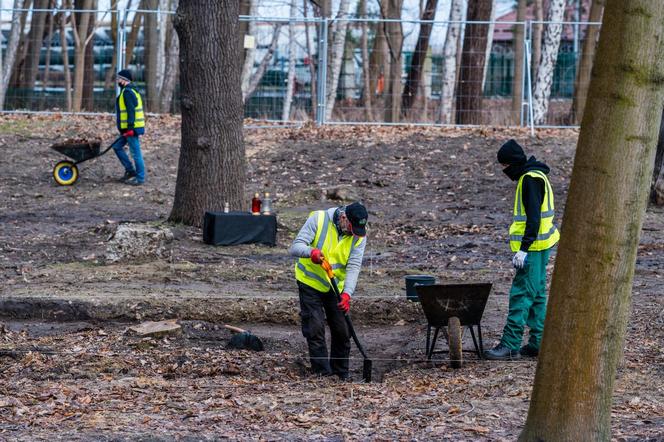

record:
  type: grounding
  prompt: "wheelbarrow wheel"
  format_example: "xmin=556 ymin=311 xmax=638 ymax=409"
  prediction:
xmin=448 ymin=316 xmax=462 ymax=369
xmin=53 ymin=161 xmax=79 ymax=186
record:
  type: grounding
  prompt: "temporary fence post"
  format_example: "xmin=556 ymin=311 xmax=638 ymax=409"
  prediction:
xmin=520 ymin=22 xmax=527 ymax=127
xmin=115 ymin=7 xmax=126 ymax=97
xmin=316 ymin=18 xmax=328 ymax=126
xmin=525 ymin=20 xmax=535 ymax=136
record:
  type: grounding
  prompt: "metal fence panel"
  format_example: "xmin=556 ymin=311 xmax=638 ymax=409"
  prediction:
xmin=0 ymin=8 xmax=602 ymax=129
xmin=321 ymin=19 xmax=528 ymax=126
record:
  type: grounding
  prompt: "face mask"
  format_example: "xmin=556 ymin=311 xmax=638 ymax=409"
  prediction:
xmin=503 ymin=164 xmax=523 ymax=181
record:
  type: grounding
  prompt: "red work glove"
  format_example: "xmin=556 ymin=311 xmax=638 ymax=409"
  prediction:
xmin=123 ymin=129 xmax=135 ymax=137
xmin=338 ymin=293 xmax=351 ymax=313
xmin=310 ymin=248 xmax=324 ymax=264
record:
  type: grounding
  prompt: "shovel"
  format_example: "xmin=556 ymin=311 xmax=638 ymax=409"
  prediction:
xmin=223 ymin=324 xmax=264 ymax=351
xmin=321 ymin=259 xmax=373 ymax=382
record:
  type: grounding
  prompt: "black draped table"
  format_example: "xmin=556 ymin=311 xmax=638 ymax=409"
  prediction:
xmin=203 ymin=211 xmax=277 ymax=246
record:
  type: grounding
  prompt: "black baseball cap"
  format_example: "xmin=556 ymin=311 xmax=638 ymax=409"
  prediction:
xmin=345 ymin=202 xmax=368 ymax=237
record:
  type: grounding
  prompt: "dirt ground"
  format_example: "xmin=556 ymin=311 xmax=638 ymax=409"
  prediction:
xmin=0 ymin=114 xmax=662 ymax=440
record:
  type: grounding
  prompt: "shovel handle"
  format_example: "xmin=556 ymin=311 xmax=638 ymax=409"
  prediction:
xmin=321 ymin=259 xmax=335 ymax=279
xmin=223 ymin=324 xmax=247 ymax=334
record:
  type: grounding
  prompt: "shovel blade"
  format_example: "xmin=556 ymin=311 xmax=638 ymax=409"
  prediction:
xmin=229 ymin=332 xmax=264 ymax=351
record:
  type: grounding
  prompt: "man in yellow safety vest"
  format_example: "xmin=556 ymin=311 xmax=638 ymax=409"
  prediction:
xmin=289 ymin=202 xmax=368 ymax=379
xmin=485 ymin=139 xmax=560 ymax=360
xmin=112 ymin=69 xmax=146 ymax=186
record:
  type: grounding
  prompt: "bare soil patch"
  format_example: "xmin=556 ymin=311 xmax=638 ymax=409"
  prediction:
xmin=0 ymin=115 xmax=662 ymax=440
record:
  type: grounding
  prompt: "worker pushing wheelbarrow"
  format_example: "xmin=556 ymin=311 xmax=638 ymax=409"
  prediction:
xmin=51 ymin=69 xmax=146 ymax=186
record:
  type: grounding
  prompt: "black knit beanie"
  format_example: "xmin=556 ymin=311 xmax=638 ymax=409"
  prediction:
xmin=117 ymin=69 xmax=133 ymax=82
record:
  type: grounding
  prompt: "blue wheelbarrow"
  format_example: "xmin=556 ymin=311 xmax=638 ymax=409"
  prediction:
xmin=50 ymin=136 xmax=122 ymax=186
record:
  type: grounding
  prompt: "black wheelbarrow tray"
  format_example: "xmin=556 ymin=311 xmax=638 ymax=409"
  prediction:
xmin=50 ymin=136 xmax=121 ymax=186
xmin=415 ymin=282 xmax=492 ymax=368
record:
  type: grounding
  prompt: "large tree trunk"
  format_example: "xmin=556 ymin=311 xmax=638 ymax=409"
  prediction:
xmin=323 ymin=0 xmax=351 ymax=121
xmin=652 ymin=108 xmax=664 ymax=205
xmin=455 ymin=0 xmax=493 ymax=125
xmin=0 ymin=0 xmax=25 ymax=109
xmin=383 ymin=0 xmax=404 ymax=123
xmin=401 ymin=0 xmax=437 ymax=114
xmin=531 ymin=0 xmax=543 ymax=81
xmin=282 ymin=0 xmax=298 ymax=121
xmin=520 ymin=1 xmax=664 ymax=440
xmin=510 ymin=0 xmax=527 ymax=124
xmin=438 ymin=0 xmax=463 ymax=124
xmin=531 ymin=0 xmax=565 ymax=125
xmin=169 ymin=0 xmax=246 ymax=227
xmin=571 ymin=0 xmax=605 ymax=124
xmin=144 ymin=0 xmax=160 ymax=111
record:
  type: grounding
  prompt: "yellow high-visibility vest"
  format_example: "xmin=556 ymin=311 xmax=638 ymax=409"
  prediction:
xmin=295 ymin=210 xmax=364 ymax=293
xmin=118 ymin=87 xmax=145 ymax=129
xmin=509 ymin=170 xmax=560 ymax=252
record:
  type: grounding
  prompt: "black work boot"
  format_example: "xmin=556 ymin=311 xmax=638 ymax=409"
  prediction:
xmin=119 ymin=170 xmax=136 ymax=182
xmin=520 ymin=344 xmax=539 ymax=358
xmin=484 ymin=343 xmax=521 ymax=360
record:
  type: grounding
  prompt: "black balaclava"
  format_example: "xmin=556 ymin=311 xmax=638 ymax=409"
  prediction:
xmin=498 ymin=139 xmax=527 ymax=181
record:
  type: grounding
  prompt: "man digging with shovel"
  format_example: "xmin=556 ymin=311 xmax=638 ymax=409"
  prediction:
xmin=289 ymin=202 xmax=368 ymax=380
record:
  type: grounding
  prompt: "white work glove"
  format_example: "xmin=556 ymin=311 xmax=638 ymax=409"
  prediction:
xmin=512 ymin=251 xmax=528 ymax=269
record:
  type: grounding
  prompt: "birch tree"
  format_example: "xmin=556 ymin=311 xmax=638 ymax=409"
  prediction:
xmin=282 ymin=0 xmax=298 ymax=121
xmin=0 ymin=0 xmax=25 ymax=109
xmin=531 ymin=0 xmax=565 ymax=125
xmin=323 ymin=0 xmax=351 ymax=121
xmin=438 ymin=0 xmax=463 ymax=124
xmin=520 ymin=1 xmax=664 ymax=439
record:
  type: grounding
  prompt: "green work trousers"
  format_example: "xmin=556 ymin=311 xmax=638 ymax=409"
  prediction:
xmin=500 ymin=248 xmax=551 ymax=350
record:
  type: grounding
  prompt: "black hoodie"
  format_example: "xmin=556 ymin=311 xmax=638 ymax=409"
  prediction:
xmin=498 ymin=140 xmax=550 ymax=252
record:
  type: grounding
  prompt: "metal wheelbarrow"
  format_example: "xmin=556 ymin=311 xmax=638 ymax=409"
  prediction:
xmin=415 ymin=283 xmax=492 ymax=368
xmin=50 ymin=136 xmax=122 ymax=186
